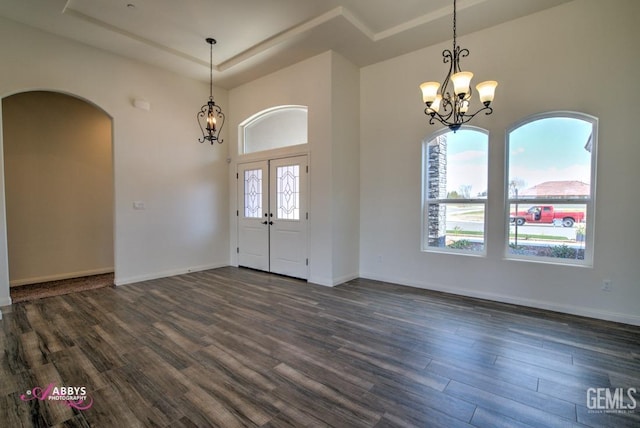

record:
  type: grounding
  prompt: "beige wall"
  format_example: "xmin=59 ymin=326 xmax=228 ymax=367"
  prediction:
xmin=3 ymin=91 xmax=113 ymax=286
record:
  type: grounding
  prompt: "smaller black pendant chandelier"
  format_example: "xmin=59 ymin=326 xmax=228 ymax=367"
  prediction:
xmin=420 ymin=0 xmax=497 ymax=131
xmin=197 ymin=37 xmax=225 ymax=144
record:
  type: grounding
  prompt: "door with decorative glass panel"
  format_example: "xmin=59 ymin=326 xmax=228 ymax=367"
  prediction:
xmin=237 ymin=155 xmax=308 ymax=279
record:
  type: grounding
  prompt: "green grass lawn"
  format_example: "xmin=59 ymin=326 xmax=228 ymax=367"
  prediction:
xmin=447 ymin=229 xmax=569 ymax=241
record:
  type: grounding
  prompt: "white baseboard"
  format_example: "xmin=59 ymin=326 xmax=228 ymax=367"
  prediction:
xmin=332 ymin=273 xmax=359 ymax=286
xmin=0 ymin=295 xmax=15 ymax=320
xmin=115 ymin=262 xmax=228 ymax=286
xmin=10 ymin=267 xmax=114 ymax=287
xmin=308 ymin=272 xmax=359 ymax=287
xmin=307 ymin=274 xmax=334 ymax=287
xmin=360 ymin=271 xmax=640 ymax=327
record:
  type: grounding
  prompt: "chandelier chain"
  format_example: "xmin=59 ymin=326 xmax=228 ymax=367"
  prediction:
xmin=209 ymin=41 xmax=213 ymax=100
xmin=453 ymin=0 xmax=457 ymax=53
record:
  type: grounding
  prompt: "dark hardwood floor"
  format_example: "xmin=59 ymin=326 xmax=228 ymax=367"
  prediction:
xmin=10 ymin=273 xmax=115 ymax=303
xmin=1 ymin=267 xmax=639 ymax=427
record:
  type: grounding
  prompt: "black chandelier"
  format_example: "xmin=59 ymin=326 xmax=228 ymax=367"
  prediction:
xmin=420 ymin=0 xmax=497 ymax=131
xmin=197 ymin=37 xmax=225 ymax=144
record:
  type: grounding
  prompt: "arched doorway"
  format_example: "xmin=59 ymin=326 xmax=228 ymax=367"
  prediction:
xmin=1 ymin=91 xmax=114 ymax=300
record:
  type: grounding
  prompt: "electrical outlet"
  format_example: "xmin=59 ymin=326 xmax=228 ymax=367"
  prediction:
xmin=602 ymin=279 xmax=612 ymax=292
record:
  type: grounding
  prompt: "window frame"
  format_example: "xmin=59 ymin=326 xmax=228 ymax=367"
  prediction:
xmin=239 ymin=105 xmax=308 ymax=155
xmin=504 ymin=111 xmax=598 ymax=266
xmin=421 ymin=126 xmax=489 ymax=256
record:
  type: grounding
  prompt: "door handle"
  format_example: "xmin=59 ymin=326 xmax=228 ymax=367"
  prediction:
xmin=269 ymin=221 xmax=274 ymax=225
xmin=261 ymin=221 xmax=268 ymax=225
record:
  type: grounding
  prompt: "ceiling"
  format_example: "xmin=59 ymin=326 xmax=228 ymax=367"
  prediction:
xmin=0 ymin=0 xmax=572 ymax=89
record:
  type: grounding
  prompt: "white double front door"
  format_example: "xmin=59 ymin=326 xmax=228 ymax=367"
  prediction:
xmin=237 ymin=155 xmax=308 ymax=279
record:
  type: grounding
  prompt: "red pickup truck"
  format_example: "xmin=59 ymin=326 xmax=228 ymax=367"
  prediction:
xmin=510 ymin=205 xmax=585 ymax=227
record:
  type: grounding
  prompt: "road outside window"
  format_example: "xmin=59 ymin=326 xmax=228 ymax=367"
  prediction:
xmin=506 ymin=113 xmax=597 ymax=265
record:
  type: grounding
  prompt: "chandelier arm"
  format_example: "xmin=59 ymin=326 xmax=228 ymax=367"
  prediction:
xmin=441 ymin=49 xmax=454 ymax=96
xmin=440 ymin=96 xmax=455 ymax=118
xmin=429 ymin=112 xmax=460 ymax=131
xmin=442 ymin=49 xmax=453 ymax=64
xmin=461 ymin=105 xmax=494 ymax=123
xmin=424 ymin=103 xmax=493 ymax=131
xmin=214 ymin=105 xmax=225 ymax=145
xmin=197 ymin=105 xmax=209 ymax=144
xmin=427 ymin=112 xmax=441 ymax=127
xmin=425 ymin=109 xmax=452 ymax=127
xmin=457 ymin=47 xmax=472 ymax=99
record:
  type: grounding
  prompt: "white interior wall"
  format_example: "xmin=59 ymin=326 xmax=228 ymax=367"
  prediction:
xmin=228 ymin=52 xmax=335 ymax=285
xmin=330 ymin=51 xmax=360 ymax=283
xmin=0 ymin=17 xmax=230 ymax=307
xmin=360 ymin=0 xmax=640 ymax=325
xmin=228 ymin=51 xmax=361 ymax=286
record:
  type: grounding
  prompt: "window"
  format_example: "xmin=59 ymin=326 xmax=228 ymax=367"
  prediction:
xmin=243 ymin=169 xmax=263 ymax=218
xmin=240 ymin=106 xmax=307 ymax=154
xmin=506 ymin=112 xmax=597 ymax=265
xmin=422 ymin=128 xmax=488 ymax=254
xmin=276 ymin=165 xmax=300 ymax=220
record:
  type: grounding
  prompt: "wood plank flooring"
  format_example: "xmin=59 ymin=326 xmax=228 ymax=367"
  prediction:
xmin=10 ymin=273 xmax=115 ymax=303
xmin=1 ymin=267 xmax=639 ymax=427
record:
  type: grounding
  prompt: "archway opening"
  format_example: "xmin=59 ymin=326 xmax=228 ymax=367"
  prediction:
xmin=2 ymin=91 xmax=114 ymax=301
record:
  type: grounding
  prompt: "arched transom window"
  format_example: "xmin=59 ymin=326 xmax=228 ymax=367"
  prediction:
xmin=240 ymin=105 xmax=308 ymax=154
